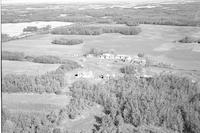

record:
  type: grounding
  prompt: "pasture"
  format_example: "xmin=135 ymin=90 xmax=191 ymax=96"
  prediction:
xmin=2 ymin=60 xmax=61 ymax=75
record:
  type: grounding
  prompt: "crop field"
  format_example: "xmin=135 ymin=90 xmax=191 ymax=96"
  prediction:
xmin=2 ymin=60 xmax=61 ymax=75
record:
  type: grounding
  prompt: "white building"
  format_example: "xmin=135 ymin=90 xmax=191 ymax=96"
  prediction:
xmin=115 ymin=54 xmax=132 ymax=62
xmin=99 ymin=53 xmax=115 ymax=59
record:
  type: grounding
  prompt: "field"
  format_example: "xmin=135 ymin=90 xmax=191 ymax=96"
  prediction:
xmin=2 ymin=60 xmax=61 ymax=75
xmin=2 ymin=34 xmax=84 ymax=58
xmin=3 ymin=24 xmax=200 ymax=71
xmin=2 ymin=93 xmax=71 ymax=113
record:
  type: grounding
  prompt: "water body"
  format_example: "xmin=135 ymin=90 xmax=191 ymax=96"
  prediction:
xmin=2 ymin=21 xmax=73 ymax=37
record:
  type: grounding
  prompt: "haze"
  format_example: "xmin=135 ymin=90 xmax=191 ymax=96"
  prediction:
xmin=2 ymin=0 xmax=195 ymax=5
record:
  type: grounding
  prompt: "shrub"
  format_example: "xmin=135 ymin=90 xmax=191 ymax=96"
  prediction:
xmin=24 ymin=55 xmax=35 ymax=62
xmin=57 ymin=60 xmax=81 ymax=72
xmin=23 ymin=26 xmax=38 ymax=32
xmin=120 ymin=65 xmax=138 ymax=74
xmin=137 ymin=53 xmax=144 ymax=58
xmin=2 ymin=34 xmax=13 ymax=42
xmin=2 ymin=51 xmax=25 ymax=61
xmin=52 ymin=38 xmax=83 ymax=45
xmin=178 ymin=36 xmax=200 ymax=43
xmin=33 ymin=55 xmax=61 ymax=64
xmin=125 ymin=21 xmax=139 ymax=26
xmin=84 ymin=48 xmax=106 ymax=57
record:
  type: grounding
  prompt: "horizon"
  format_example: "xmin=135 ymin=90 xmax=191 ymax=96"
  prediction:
xmin=2 ymin=0 xmax=196 ymax=5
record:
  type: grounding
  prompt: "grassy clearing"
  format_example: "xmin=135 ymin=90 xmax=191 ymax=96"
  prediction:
xmin=2 ymin=60 xmax=60 ymax=75
xmin=2 ymin=93 xmax=71 ymax=112
xmin=2 ymin=34 xmax=84 ymax=58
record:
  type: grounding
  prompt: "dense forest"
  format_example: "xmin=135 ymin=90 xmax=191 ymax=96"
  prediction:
xmin=3 ymin=73 xmax=199 ymax=133
xmin=69 ymin=73 xmax=200 ymax=133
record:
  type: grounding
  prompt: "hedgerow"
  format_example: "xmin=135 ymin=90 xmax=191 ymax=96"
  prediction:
xmin=52 ymin=38 xmax=83 ymax=45
xmin=33 ymin=55 xmax=62 ymax=64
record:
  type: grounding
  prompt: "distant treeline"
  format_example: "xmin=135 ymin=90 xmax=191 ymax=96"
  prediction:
xmin=2 ymin=59 xmax=81 ymax=93
xmin=51 ymin=24 xmax=141 ymax=35
xmin=52 ymin=38 xmax=83 ymax=45
xmin=23 ymin=25 xmax=51 ymax=33
xmin=2 ymin=2 xmax=200 ymax=26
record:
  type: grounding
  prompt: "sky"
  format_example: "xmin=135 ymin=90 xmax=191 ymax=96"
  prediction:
xmin=2 ymin=0 xmax=193 ymax=5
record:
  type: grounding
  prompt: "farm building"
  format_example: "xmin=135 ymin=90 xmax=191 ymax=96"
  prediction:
xmin=99 ymin=53 xmax=115 ymax=59
xmin=115 ymin=54 xmax=132 ymax=62
xmin=86 ymin=54 xmax=94 ymax=58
